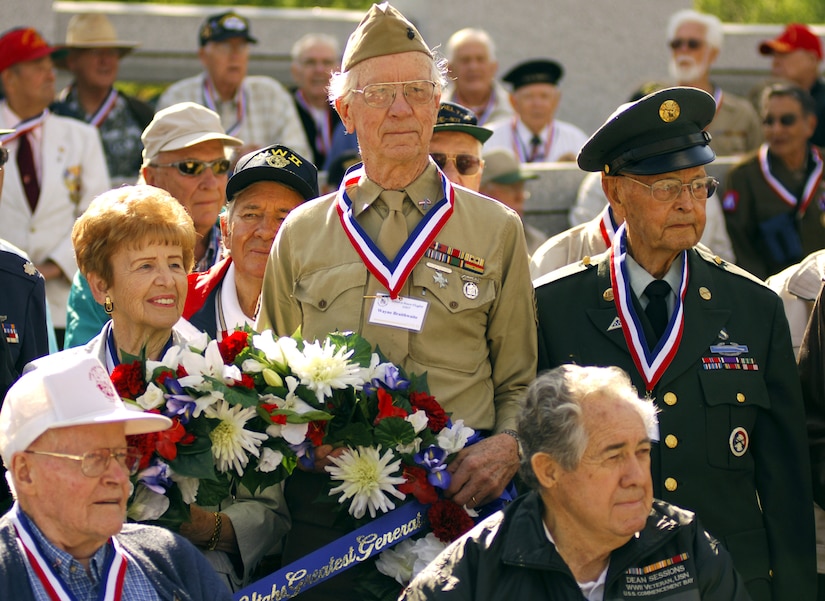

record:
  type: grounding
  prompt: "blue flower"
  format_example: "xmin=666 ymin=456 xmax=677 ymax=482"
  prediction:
xmin=164 ymin=395 xmax=197 ymax=425
xmin=138 ymin=462 xmax=173 ymax=495
xmin=414 ymin=445 xmax=451 ymax=489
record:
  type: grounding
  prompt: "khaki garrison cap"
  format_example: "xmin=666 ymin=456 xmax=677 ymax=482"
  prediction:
xmin=341 ymin=2 xmax=432 ymax=71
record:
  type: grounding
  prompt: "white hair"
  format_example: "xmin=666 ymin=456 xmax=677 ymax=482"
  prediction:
xmin=667 ymin=9 xmax=723 ymax=50
xmin=445 ymin=28 xmax=496 ymax=62
xmin=290 ymin=33 xmax=340 ymax=64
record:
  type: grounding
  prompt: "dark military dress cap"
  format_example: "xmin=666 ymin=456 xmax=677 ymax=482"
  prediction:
xmin=226 ymin=144 xmax=319 ymax=202
xmin=433 ymin=101 xmax=492 ymax=143
xmin=577 ymin=86 xmax=716 ymax=176
xmin=199 ymin=11 xmax=257 ymax=47
xmin=503 ymin=59 xmax=564 ymax=90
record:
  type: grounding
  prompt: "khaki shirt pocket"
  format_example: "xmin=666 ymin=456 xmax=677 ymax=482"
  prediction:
xmin=294 ymin=263 xmax=368 ymax=336
xmin=699 ymin=370 xmax=770 ymax=471
xmin=408 ymin=266 xmax=496 ymax=374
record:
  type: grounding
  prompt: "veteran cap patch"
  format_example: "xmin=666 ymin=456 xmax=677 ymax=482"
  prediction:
xmin=226 ymin=144 xmax=319 ymax=202
xmin=341 ymin=3 xmax=431 ymax=71
xmin=199 ymin=11 xmax=257 ymax=47
xmin=433 ymin=102 xmax=492 ymax=143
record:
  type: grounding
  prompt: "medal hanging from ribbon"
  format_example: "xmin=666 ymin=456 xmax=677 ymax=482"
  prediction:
xmin=598 ymin=205 xmax=618 ymax=249
xmin=89 ymin=88 xmax=119 ymax=128
xmin=11 ymin=508 xmax=129 ymax=601
xmin=336 ymin=164 xmax=455 ymax=299
xmin=202 ymin=77 xmax=246 ymax=137
xmin=758 ymin=143 xmax=824 ymax=215
xmin=609 ymin=224 xmax=688 ymax=393
xmin=0 ymin=111 xmax=49 ymax=145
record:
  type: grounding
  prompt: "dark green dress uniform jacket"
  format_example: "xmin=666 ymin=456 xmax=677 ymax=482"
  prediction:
xmin=534 ymin=246 xmax=815 ymax=601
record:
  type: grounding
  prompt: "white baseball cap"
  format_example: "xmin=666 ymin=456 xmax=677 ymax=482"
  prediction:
xmin=0 ymin=353 xmax=171 ymax=465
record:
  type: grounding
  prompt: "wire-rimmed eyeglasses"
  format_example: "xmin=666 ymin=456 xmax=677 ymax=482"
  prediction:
xmin=621 ymin=175 xmax=719 ymax=202
xmin=352 ymin=80 xmax=437 ymax=109
xmin=25 ymin=447 xmax=142 ymax=477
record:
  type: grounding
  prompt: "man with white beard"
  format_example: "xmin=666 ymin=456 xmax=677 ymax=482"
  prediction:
xmin=636 ymin=10 xmax=763 ymax=157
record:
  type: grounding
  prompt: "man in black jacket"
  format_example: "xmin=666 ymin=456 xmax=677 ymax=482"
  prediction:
xmin=402 ymin=365 xmax=749 ymax=600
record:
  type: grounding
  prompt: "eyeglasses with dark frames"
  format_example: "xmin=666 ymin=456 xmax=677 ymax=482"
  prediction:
xmin=352 ymin=80 xmax=437 ymax=109
xmin=25 ymin=446 xmax=142 ymax=477
xmin=430 ymin=153 xmax=483 ymax=176
xmin=621 ymin=175 xmax=719 ymax=203
xmin=669 ymin=38 xmax=704 ymax=51
xmin=149 ymin=158 xmax=231 ymax=177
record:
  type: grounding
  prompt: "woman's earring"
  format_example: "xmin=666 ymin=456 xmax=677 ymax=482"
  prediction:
xmin=104 ymin=296 xmax=114 ymax=315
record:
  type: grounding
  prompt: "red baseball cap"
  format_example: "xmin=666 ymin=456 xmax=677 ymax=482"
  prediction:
xmin=0 ymin=27 xmax=60 ymax=73
xmin=759 ymin=23 xmax=823 ymax=60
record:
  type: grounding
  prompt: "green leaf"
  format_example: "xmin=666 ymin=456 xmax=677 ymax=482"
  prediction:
xmin=168 ymin=446 xmax=216 ymax=480
xmin=203 ymin=376 xmax=259 ymax=408
xmin=328 ymin=422 xmax=373 ymax=447
xmin=196 ymin=472 xmax=232 ymax=506
xmin=374 ymin=417 xmax=415 ymax=449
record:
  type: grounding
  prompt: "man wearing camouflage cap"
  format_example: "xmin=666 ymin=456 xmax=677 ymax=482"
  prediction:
xmin=258 ymin=4 xmax=535 ymax=597
xmin=534 ymin=86 xmax=816 ymax=600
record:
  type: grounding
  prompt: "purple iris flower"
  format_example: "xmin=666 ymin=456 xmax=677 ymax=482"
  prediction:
xmin=415 ymin=445 xmax=451 ymax=489
xmin=164 ymin=395 xmax=197 ymax=425
xmin=364 ymin=364 xmax=411 ymax=396
xmin=138 ymin=462 xmax=172 ymax=495
xmin=291 ymin=440 xmax=316 ymax=471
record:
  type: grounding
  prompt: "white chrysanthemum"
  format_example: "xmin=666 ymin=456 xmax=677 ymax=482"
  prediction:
xmin=326 ymin=446 xmax=406 ymax=519
xmin=437 ymin=420 xmax=475 ymax=454
xmin=257 ymin=447 xmax=284 ymax=473
xmin=169 ymin=468 xmax=200 ymax=504
xmin=253 ymin=330 xmax=298 ymax=369
xmin=127 ymin=483 xmax=170 ymax=522
xmin=287 ymin=339 xmax=365 ymax=402
xmin=206 ymin=400 xmax=267 ymax=475
xmin=136 ymin=382 xmax=166 ymax=410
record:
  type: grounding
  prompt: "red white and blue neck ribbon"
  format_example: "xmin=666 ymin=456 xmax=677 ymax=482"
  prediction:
xmin=11 ymin=508 xmax=129 ymax=601
xmin=598 ymin=205 xmax=618 ymax=248
xmin=609 ymin=224 xmax=688 ymax=392
xmin=511 ymin=118 xmax=553 ymax=163
xmin=88 ymin=88 xmax=119 ymax=129
xmin=336 ymin=163 xmax=455 ymax=299
xmin=758 ymin=143 xmax=824 ymax=214
xmin=202 ymin=77 xmax=246 ymax=137
xmin=0 ymin=111 xmax=49 ymax=144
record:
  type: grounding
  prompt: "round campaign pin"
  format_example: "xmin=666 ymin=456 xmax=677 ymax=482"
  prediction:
xmin=729 ymin=427 xmax=748 ymax=457
xmin=463 ymin=281 xmax=479 ymax=300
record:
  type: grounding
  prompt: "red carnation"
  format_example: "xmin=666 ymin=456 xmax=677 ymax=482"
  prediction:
xmin=176 ymin=364 xmax=188 ymax=378
xmin=218 ymin=330 xmax=250 ymax=364
xmin=307 ymin=420 xmax=327 ymax=446
xmin=428 ymin=498 xmax=474 ymax=543
xmin=398 ymin=465 xmax=438 ymax=505
xmin=410 ymin=392 xmax=449 ymax=432
xmin=231 ymin=374 xmax=255 ymax=389
xmin=110 ymin=362 xmax=146 ymax=400
xmin=374 ymin=388 xmax=408 ymax=425
xmin=271 ymin=414 xmax=288 ymax=425
xmin=127 ymin=431 xmax=158 ymax=471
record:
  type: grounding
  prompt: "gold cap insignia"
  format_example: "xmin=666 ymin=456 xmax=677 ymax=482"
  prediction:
xmin=603 ymin=288 xmax=614 ymax=302
xmin=266 ymin=153 xmax=290 ymax=169
xmin=659 ymin=100 xmax=680 ymax=123
xmin=699 ymin=286 xmax=711 ymax=301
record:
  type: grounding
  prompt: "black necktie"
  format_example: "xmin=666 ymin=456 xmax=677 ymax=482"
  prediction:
xmin=17 ymin=133 xmax=40 ymax=212
xmin=644 ymin=280 xmax=671 ymax=341
xmin=528 ymin=135 xmax=542 ymax=162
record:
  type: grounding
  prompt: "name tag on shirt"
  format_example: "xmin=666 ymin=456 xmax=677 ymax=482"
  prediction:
xmin=368 ymin=294 xmax=429 ymax=331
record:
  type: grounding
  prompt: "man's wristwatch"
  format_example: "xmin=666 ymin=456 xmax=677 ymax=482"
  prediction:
xmin=501 ymin=429 xmax=523 ymax=459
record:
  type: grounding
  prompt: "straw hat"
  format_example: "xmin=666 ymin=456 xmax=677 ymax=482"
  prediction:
xmin=54 ymin=13 xmax=139 ymax=68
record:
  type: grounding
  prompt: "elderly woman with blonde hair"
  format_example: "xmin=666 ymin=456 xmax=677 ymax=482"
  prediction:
xmin=71 ymin=184 xmax=289 ymax=592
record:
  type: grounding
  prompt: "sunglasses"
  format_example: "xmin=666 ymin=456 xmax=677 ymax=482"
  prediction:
xmin=431 ymin=153 xmax=483 ymax=176
xmin=0 ymin=146 xmax=7 ymax=168
xmin=669 ymin=38 xmax=704 ymax=51
xmin=149 ymin=158 xmax=231 ymax=177
xmin=763 ymin=113 xmax=799 ymax=127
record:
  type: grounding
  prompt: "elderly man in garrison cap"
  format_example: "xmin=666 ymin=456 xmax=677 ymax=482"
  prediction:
xmin=429 ymin=100 xmax=491 ymax=191
xmin=534 ymin=87 xmax=816 ymax=601
xmin=0 ymin=353 xmax=232 ymax=600
xmin=485 ymin=59 xmax=588 ymax=163
xmin=257 ymin=3 xmax=536 ymax=598
xmin=402 ymin=365 xmax=750 ymax=600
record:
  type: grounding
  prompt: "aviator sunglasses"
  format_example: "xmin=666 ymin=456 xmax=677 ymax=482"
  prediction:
xmin=430 ymin=153 xmax=483 ymax=176
xmin=149 ymin=158 xmax=231 ymax=177
xmin=762 ymin=113 xmax=799 ymax=127
xmin=669 ymin=38 xmax=704 ymax=51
